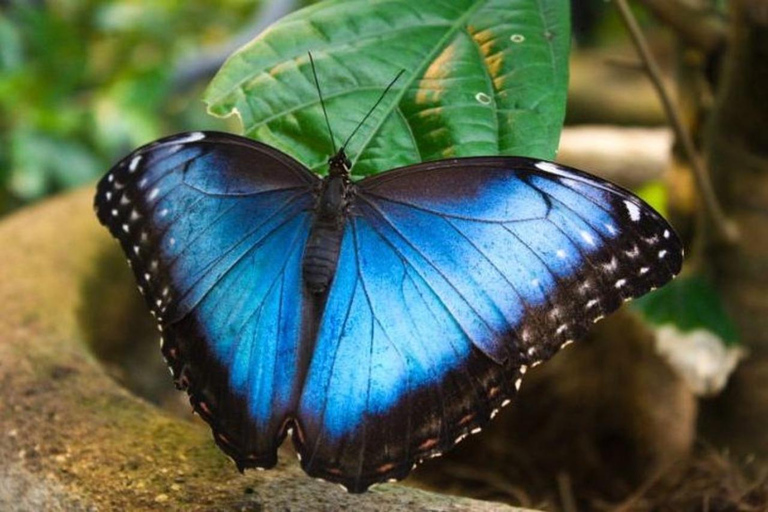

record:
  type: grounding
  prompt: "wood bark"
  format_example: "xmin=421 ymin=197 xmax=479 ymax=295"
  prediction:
xmin=701 ymin=0 xmax=768 ymax=458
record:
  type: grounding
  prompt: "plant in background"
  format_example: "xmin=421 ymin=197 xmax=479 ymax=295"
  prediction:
xmin=0 ymin=0 xmax=257 ymax=214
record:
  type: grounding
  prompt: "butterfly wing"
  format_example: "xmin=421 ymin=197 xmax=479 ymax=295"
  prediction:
xmin=293 ymin=157 xmax=682 ymax=491
xmin=95 ymin=131 xmax=319 ymax=468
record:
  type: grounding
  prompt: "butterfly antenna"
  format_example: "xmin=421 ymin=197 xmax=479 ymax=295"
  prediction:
xmin=308 ymin=52 xmax=337 ymax=155
xmin=342 ymin=69 xmax=405 ymax=151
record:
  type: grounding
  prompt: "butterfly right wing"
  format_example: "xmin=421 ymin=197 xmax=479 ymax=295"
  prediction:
xmin=293 ymin=157 xmax=682 ymax=491
xmin=95 ymin=131 xmax=319 ymax=468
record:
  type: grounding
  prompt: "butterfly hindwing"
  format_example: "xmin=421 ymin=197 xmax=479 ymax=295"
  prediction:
xmin=294 ymin=157 xmax=682 ymax=491
xmin=95 ymin=131 xmax=319 ymax=468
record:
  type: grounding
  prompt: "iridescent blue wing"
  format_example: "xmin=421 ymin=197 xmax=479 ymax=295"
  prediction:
xmin=294 ymin=157 xmax=682 ymax=491
xmin=95 ymin=131 xmax=319 ymax=469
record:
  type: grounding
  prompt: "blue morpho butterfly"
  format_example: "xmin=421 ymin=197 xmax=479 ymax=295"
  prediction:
xmin=94 ymin=61 xmax=682 ymax=492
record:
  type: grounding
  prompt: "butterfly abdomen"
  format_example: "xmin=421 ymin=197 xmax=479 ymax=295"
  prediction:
xmin=303 ymin=218 xmax=345 ymax=294
xmin=302 ymin=174 xmax=350 ymax=294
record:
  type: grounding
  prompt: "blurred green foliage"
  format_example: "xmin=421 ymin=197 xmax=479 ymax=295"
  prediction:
xmin=0 ymin=0 xmax=259 ymax=215
xmin=633 ymin=275 xmax=740 ymax=346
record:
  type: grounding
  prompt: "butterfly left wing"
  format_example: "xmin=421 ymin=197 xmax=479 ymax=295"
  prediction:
xmin=95 ymin=131 xmax=319 ymax=469
xmin=293 ymin=157 xmax=683 ymax=492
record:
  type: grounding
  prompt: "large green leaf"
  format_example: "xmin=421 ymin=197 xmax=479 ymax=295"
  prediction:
xmin=205 ymin=0 xmax=570 ymax=177
xmin=632 ymin=275 xmax=740 ymax=346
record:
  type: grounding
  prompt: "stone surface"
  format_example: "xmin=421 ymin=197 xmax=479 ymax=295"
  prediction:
xmin=0 ymin=188 xmax=532 ymax=511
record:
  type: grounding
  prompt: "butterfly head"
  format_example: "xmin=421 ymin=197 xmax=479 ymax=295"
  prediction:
xmin=328 ymin=148 xmax=352 ymax=178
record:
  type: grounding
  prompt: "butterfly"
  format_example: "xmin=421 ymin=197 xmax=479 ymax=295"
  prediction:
xmin=94 ymin=127 xmax=682 ymax=491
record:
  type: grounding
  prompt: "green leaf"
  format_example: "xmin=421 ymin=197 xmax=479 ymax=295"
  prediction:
xmin=636 ymin=180 xmax=669 ymax=218
xmin=632 ymin=275 xmax=740 ymax=346
xmin=205 ymin=0 xmax=570 ymax=177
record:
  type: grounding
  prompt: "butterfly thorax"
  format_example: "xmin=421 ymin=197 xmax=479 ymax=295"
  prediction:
xmin=302 ymin=149 xmax=354 ymax=295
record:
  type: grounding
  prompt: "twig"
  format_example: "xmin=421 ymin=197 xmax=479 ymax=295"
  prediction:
xmin=557 ymin=472 xmax=579 ymax=512
xmin=614 ymin=0 xmax=739 ymax=244
xmin=610 ymin=461 xmax=671 ymax=512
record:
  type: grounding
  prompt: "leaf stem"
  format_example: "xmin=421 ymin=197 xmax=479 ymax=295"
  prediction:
xmin=614 ymin=0 xmax=738 ymax=244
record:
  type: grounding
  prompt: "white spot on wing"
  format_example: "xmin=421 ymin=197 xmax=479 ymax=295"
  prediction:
xmin=581 ymin=231 xmax=595 ymax=246
xmin=535 ymin=161 xmax=561 ymax=174
xmin=603 ymin=257 xmax=618 ymax=272
xmin=556 ymin=249 xmax=567 ymax=259
xmin=173 ymin=132 xmax=205 ymax=144
xmin=615 ymin=279 xmax=627 ymax=288
xmin=625 ymin=245 xmax=640 ymax=258
xmin=129 ymin=155 xmax=142 ymax=173
xmin=148 ymin=188 xmax=160 ymax=201
xmin=624 ymin=200 xmax=641 ymax=221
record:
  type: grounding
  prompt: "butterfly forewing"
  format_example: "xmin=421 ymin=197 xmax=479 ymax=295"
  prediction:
xmin=95 ymin=131 xmax=319 ymax=468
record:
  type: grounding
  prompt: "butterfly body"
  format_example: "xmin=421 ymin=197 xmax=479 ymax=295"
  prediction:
xmin=303 ymin=151 xmax=354 ymax=295
xmin=95 ymin=131 xmax=683 ymax=492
